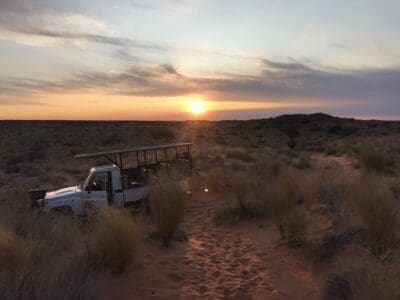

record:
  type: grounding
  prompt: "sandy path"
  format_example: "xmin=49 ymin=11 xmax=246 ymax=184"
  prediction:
xmin=96 ymin=192 xmax=320 ymax=299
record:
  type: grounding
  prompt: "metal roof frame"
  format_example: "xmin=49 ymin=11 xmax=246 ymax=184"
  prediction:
xmin=74 ymin=142 xmax=192 ymax=169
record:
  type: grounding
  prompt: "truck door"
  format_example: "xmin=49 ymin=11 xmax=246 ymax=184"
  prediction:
xmin=84 ymin=173 xmax=109 ymax=209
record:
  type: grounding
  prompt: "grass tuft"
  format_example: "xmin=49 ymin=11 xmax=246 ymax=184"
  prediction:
xmin=351 ymin=175 xmax=399 ymax=254
xmin=149 ymin=179 xmax=186 ymax=246
xmin=93 ymin=208 xmax=139 ymax=273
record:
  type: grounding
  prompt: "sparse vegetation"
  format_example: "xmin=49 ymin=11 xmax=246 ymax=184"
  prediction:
xmin=268 ymin=174 xmax=306 ymax=242
xmin=0 ymin=228 xmax=29 ymax=272
xmin=0 ymin=200 xmax=95 ymax=300
xmin=358 ymin=146 xmax=390 ymax=174
xmin=324 ymin=256 xmax=397 ymax=300
xmin=149 ymin=179 xmax=186 ymax=246
xmin=92 ymin=208 xmax=139 ymax=273
xmin=351 ymin=175 xmax=399 ymax=253
xmin=3 ymin=116 xmax=400 ymax=298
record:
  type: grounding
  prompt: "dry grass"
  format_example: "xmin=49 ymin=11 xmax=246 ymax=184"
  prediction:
xmin=0 ymin=228 xmax=30 ymax=272
xmin=92 ymin=208 xmax=139 ymax=273
xmin=268 ymin=173 xmax=307 ymax=242
xmin=358 ymin=146 xmax=390 ymax=174
xmin=351 ymin=175 xmax=399 ymax=254
xmin=204 ymin=168 xmax=228 ymax=193
xmin=149 ymin=179 xmax=186 ymax=246
xmin=324 ymin=256 xmax=398 ymax=300
xmin=318 ymin=169 xmax=349 ymax=206
xmin=225 ymin=148 xmax=254 ymax=162
xmin=0 ymin=203 xmax=95 ymax=299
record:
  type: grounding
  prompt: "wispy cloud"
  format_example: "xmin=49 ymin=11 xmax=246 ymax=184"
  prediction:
xmin=2 ymin=59 xmax=400 ymax=110
xmin=0 ymin=0 xmax=167 ymax=50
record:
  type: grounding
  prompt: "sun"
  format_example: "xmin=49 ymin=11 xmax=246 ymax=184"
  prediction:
xmin=187 ymin=99 xmax=206 ymax=115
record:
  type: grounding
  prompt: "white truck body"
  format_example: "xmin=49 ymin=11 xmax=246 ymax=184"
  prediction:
xmin=42 ymin=165 xmax=148 ymax=216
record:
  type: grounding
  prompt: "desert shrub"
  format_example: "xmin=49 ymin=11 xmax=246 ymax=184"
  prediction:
xmin=204 ymin=168 xmax=228 ymax=192
xmin=214 ymin=175 xmax=264 ymax=224
xmin=323 ymin=256 xmax=397 ymax=300
xmin=0 ymin=258 xmax=95 ymax=300
xmin=149 ymin=180 xmax=186 ymax=246
xmin=292 ymin=153 xmax=312 ymax=169
xmin=0 ymin=171 xmax=5 ymax=187
xmin=0 ymin=204 xmax=95 ymax=299
xmin=268 ymin=174 xmax=306 ymax=242
xmin=358 ymin=147 xmax=390 ymax=173
xmin=225 ymin=148 xmax=254 ymax=162
xmin=149 ymin=126 xmax=175 ymax=140
xmin=0 ymin=228 xmax=30 ymax=272
xmin=351 ymin=175 xmax=399 ymax=254
xmin=231 ymin=176 xmax=249 ymax=211
xmin=93 ymin=208 xmax=138 ymax=273
xmin=318 ymin=170 xmax=348 ymax=206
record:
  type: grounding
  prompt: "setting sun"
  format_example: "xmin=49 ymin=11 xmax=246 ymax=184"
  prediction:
xmin=187 ymin=99 xmax=206 ymax=115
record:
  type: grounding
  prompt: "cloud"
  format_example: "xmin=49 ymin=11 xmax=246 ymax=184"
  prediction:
xmin=2 ymin=58 xmax=400 ymax=111
xmin=0 ymin=0 xmax=167 ymax=50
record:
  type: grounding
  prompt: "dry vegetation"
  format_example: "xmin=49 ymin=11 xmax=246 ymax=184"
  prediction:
xmin=1 ymin=114 xmax=400 ymax=298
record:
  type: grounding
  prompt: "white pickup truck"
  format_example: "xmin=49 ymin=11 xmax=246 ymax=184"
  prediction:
xmin=29 ymin=143 xmax=193 ymax=216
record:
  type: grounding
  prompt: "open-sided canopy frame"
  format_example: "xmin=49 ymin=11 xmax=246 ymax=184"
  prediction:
xmin=74 ymin=142 xmax=192 ymax=170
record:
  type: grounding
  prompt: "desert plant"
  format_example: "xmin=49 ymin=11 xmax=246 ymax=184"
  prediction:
xmin=225 ymin=148 xmax=254 ymax=162
xmin=318 ymin=170 xmax=348 ymax=206
xmin=0 ymin=258 xmax=95 ymax=300
xmin=149 ymin=179 xmax=186 ymax=246
xmin=0 ymin=171 xmax=5 ymax=187
xmin=204 ymin=168 xmax=228 ymax=192
xmin=358 ymin=147 xmax=389 ymax=173
xmin=324 ymin=256 xmax=397 ymax=300
xmin=93 ymin=208 xmax=139 ymax=273
xmin=285 ymin=210 xmax=307 ymax=243
xmin=351 ymin=175 xmax=399 ymax=254
xmin=0 ymin=227 xmax=30 ymax=272
xmin=231 ymin=175 xmax=249 ymax=212
xmin=268 ymin=174 xmax=306 ymax=241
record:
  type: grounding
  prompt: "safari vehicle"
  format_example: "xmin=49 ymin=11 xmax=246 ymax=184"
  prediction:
xmin=29 ymin=143 xmax=193 ymax=216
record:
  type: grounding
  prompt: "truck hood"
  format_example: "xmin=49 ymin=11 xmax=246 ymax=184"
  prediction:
xmin=45 ymin=186 xmax=81 ymax=201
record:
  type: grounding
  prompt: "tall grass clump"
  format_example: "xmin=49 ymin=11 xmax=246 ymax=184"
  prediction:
xmin=0 ymin=227 xmax=30 ymax=272
xmin=93 ymin=208 xmax=139 ymax=273
xmin=358 ymin=147 xmax=390 ymax=174
xmin=351 ymin=175 xmax=398 ymax=254
xmin=149 ymin=178 xmax=186 ymax=246
xmin=0 ymin=203 xmax=95 ymax=299
xmin=318 ymin=169 xmax=349 ymax=206
xmin=324 ymin=256 xmax=396 ymax=300
xmin=268 ymin=174 xmax=307 ymax=243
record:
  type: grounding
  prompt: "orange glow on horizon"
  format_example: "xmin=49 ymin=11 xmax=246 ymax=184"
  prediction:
xmin=0 ymin=92 xmax=333 ymax=120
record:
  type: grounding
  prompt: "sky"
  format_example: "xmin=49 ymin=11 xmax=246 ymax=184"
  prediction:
xmin=1 ymin=0 xmax=400 ymax=120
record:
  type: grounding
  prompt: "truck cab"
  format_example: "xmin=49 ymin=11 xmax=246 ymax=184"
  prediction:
xmin=30 ymin=143 xmax=193 ymax=216
xmin=41 ymin=165 xmax=147 ymax=216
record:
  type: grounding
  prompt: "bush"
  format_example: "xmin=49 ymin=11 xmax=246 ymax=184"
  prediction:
xmin=358 ymin=147 xmax=389 ymax=173
xmin=351 ymin=175 xmax=398 ymax=254
xmin=204 ymin=168 xmax=228 ymax=192
xmin=93 ymin=209 xmax=139 ymax=273
xmin=0 ymin=258 xmax=95 ymax=300
xmin=149 ymin=180 xmax=186 ymax=246
xmin=268 ymin=174 xmax=306 ymax=242
xmin=318 ymin=170 xmax=348 ymax=206
xmin=0 ymin=171 xmax=5 ymax=187
xmin=323 ymin=256 xmax=396 ymax=300
xmin=213 ymin=175 xmax=264 ymax=224
xmin=225 ymin=148 xmax=254 ymax=162
xmin=149 ymin=126 xmax=175 ymax=140
xmin=0 ymin=228 xmax=29 ymax=272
